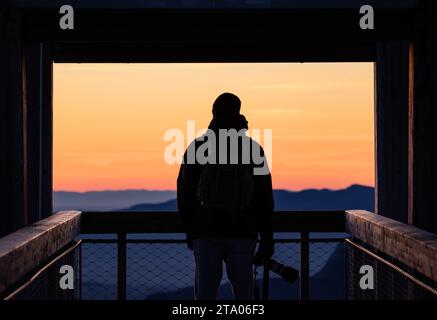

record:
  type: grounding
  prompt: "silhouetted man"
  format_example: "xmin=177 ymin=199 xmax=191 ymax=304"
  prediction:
xmin=177 ymin=93 xmax=274 ymax=300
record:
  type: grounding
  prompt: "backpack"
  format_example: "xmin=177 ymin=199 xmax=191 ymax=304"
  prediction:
xmin=196 ymin=163 xmax=254 ymax=211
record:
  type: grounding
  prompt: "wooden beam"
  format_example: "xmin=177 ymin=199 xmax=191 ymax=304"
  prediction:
xmin=375 ymin=42 xmax=409 ymax=223
xmin=409 ymin=0 xmax=437 ymax=233
xmin=0 ymin=211 xmax=81 ymax=294
xmin=0 ymin=1 xmax=27 ymax=237
xmin=52 ymin=41 xmax=376 ymax=63
xmin=21 ymin=8 xmax=414 ymax=43
xmin=22 ymin=41 xmax=53 ymax=222
xmin=346 ymin=210 xmax=437 ymax=282
xmin=23 ymin=41 xmax=42 ymax=224
xmin=41 ymin=43 xmax=53 ymax=218
xmin=21 ymin=7 xmax=415 ymax=62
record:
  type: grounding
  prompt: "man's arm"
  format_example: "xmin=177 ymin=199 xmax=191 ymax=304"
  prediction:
xmin=252 ymin=145 xmax=275 ymax=265
xmin=177 ymin=148 xmax=199 ymax=249
xmin=254 ymin=172 xmax=274 ymax=264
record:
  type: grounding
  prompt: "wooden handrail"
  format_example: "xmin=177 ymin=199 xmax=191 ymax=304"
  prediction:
xmin=0 ymin=211 xmax=81 ymax=294
xmin=346 ymin=210 xmax=437 ymax=282
xmin=80 ymin=210 xmax=346 ymax=234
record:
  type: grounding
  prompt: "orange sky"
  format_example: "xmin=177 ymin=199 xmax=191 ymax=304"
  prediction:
xmin=53 ymin=63 xmax=374 ymax=192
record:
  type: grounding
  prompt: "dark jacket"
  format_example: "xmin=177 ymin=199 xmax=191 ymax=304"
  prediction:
xmin=177 ymin=117 xmax=274 ymax=248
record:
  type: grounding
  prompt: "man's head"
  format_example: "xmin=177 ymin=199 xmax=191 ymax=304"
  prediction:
xmin=212 ymin=93 xmax=241 ymax=120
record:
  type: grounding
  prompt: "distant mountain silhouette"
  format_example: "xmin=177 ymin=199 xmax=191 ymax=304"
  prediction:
xmin=120 ymin=185 xmax=374 ymax=212
xmin=53 ymin=189 xmax=176 ymax=211
xmin=124 ymin=199 xmax=178 ymax=211
xmin=273 ymin=184 xmax=374 ymax=211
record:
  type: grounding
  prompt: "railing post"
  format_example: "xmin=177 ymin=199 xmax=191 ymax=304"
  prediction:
xmin=79 ymin=243 xmax=82 ymax=300
xmin=344 ymin=241 xmax=348 ymax=300
xmin=300 ymin=232 xmax=310 ymax=300
xmin=262 ymin=260 xmax=270 ymax=300
xmin=117 ymin=232 xmax=127 ymax=300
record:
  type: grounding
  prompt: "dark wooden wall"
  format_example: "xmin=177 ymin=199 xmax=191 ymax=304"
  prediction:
xmin=409 ymin=0 xmax=437 ymax=233
xmin=0 ymin=2 xmax=52 ymax=237
xmin=0 ymin=2 xmax=27 ymax=237
xmin=23 ymin=41 xmax=53 ymax=225
xmin=375 ymin=42 xmax=410 ymax=223
xmin=375 ymin=1 xmax=437 ymax=234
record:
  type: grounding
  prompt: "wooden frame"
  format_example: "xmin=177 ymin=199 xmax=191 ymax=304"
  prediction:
xmin=6 ymin=3 xmax=437 ymax=237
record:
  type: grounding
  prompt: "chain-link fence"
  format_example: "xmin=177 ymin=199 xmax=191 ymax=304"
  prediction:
xmin=345 ymin=239 xmax=437 ymax=300
xmin=6 ymin=235 xmax=436 ymax=300
xmin=80 ymin=241 xmax=117 ymax=300
xmin=79 ymin=235 xmax=345 ymax=300
xmin=309 ymin=241 xmax=346 ymax=299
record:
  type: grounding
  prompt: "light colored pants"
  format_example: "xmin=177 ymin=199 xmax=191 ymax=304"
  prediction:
xmin=193 ymin=238 xmax=257 ymax=300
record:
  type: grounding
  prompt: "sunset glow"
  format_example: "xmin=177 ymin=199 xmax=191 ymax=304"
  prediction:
xmin=53 ymin=63 xmax=374 ymax=192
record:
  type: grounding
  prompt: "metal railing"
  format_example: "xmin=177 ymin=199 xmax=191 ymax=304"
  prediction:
xmin=2 ymin=210 xmax=437 ymax=300
xmin=345 ymin=239 xmax=437 ymax=299
xmin=77 ymin=235 xmax=346 ymax=300
xmin=79 ymin=210 xmax=346 ymax=300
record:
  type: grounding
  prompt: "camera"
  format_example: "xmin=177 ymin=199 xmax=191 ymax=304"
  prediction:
xmin=266 ymin=259 xmax=299 ymax=284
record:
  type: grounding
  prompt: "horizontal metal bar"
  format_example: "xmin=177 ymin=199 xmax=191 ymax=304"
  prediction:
xmin=266 ymin=238 xmax=346 ymax=244
xmin=79 ymin=237 xmax=346 ymax=244
xmin=80 ymin=210 xmax=346 ymax=234
xmin=81 ymin=239 xmax=185 ymax=244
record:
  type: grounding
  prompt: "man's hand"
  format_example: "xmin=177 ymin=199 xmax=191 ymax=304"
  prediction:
xmin=186 ymin=235 xmax=193 ymax=250
xmin=253 ymin=242 xmax=274 ymax=266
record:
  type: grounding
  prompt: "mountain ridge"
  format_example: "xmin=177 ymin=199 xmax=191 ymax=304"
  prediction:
xmin=54 ymin=184 xmax=374 ymax=212
xmin=121 ymin=184 xmax=374 ymax=212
